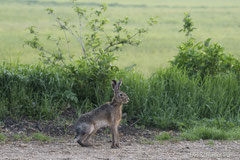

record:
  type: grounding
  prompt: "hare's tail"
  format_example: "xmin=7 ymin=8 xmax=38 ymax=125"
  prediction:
xmin=74 ymin=124 xmax=85 ymax=143
xmin=74 ymin=125 xmax=82 ymax=143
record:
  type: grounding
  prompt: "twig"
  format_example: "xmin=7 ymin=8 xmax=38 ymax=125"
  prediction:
xmin=55 ymin=39 xmax=66 ymax=66
xmin=103 ymin=30 xmax=113 ymax=46
xmin=77 ymin=15 xmax=86 ymax=56
xmin=104 ymin=31 xmax=140 ymax=52
xmin=63 ymin=29 xmax=72 ymax=62
xmin=37 ymin=46 xmax=52 ymax=55
xmin=130 ymin=119 xmax=140 ymax=127
xmin=54 ymin=14 xmax=86 ymax=56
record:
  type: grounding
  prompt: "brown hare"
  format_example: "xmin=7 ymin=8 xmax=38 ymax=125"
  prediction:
xmin=74 ymin=79 xmax=129 ymax=148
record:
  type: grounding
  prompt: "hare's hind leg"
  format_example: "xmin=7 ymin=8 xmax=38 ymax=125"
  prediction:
xmin=75 ymin=123 xmax=94 ymax=147
xmin=85 ymin=128 xmax=98 ymax=145
xmin=77 ymin=134 xmax=92 ymax=147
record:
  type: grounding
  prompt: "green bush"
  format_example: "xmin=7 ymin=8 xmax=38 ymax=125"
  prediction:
xmin=24 ymin=2 xmax=156 ymax=108
xmin=171 ymin=13 xmax=240 ymax=79
xmin=64 ymin=58 xmax=117 ymax=105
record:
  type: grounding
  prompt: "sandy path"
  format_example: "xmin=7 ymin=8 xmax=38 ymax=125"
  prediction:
xmin=0 ymin=139 xmax=239 ymax=160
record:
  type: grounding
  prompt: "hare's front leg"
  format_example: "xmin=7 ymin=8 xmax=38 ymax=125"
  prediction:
xmin=111 ymin=125 xmax=120 ymax=148
xmin=115 ymin=124 xmax=120 ymax=147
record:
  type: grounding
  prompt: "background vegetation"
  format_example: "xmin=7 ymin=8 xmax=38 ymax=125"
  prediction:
xmin=1 ymin=0 xmax=240 ymax=75
xmin=0 ymin=0 xmax=240 ymax=137
xmin=1 ymin=62 xmax=240 ymax=130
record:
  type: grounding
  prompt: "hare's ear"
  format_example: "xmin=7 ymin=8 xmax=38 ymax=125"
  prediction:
xmin=112 ymin=80 xmax=117 ymax=90
xmin=117 ymin=79 xmax=122 ymax=90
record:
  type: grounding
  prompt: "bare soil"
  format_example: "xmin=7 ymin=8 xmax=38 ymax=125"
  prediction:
xmin=0 ymin=118 xmax=239 ymax=160
xmin=0 ymin=138 xmax=239 ymax=160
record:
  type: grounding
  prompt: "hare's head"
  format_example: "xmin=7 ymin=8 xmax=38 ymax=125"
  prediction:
xmin=112 ymin=79 xmax=129 ymax=104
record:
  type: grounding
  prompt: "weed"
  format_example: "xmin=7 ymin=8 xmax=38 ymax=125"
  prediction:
xmin=32 ymin=133 xmax=52 ymax=142
xmin=22 ymin=135 xmax=32 ymax=143
xmin=155 ymin=132 xmax=172 ymax=141
xmin=180 ymin=132 xmax=200 ymax=141
xmin=170 ymin=136 xmax=182 ymax=142
xmin=138 ymin=137 xmax=154 ymax=145
xmin=193 ymin=127 xmax=228 ymax=140
xmin=134 ymin=124 xmax=145 ymax=130
xmin=180 ymin=126 xmax=240 ymax=141
xmin=13 ymin=134 xmax=22 ymax=141
xmin=0 ymin=104 xmax=8 ymax=119
xmin=0 ymin=133 xmax=6 ymax=142
xmin=206 ymin=140 xmax=215 ymax=146
xmin=226 ymin=128 xmax=240 ymax=140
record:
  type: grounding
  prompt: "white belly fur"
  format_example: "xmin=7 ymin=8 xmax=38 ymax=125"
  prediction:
xmin=95 ymin=120 xmax=109 ymax=129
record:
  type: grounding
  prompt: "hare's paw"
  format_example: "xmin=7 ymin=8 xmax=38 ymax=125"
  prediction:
xmin=85 ymin=142 xmax=94 ymax=147
xmin=111 ymin=143 xmax=120 ymax=149
xmin=77 ymin=140 xmax=93 ymax=147
xmin=116 ymin=143 xmax=120 ymax=148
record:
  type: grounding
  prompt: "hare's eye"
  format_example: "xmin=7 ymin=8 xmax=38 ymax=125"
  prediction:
xmin=119 ymin=93 xmax=123 ymax=96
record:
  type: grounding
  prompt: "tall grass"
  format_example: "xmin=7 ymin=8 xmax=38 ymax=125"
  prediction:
xmin=0 ymin=62 xmax=74 ymax=119
xmin=122 ymin=67 xmax=240 ymax=129
xmin=0 ymin=62 xmax=239 ymax=129
xmin=0 ymin=62 xmax=114 ymax=120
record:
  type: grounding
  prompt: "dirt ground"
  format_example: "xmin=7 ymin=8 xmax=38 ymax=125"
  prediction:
xmin=0 ymin=118 xmax=240 ymax=160
xmin=0 ymin=137 xmax=239 ymax=160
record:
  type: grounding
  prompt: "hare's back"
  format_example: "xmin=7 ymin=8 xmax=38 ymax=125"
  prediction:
xmin=77 ymin=103 xmax=112 ymax=122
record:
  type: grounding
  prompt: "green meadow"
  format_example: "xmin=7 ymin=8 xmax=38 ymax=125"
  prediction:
xmin=1 ymin=0 xmax=240 ymax=75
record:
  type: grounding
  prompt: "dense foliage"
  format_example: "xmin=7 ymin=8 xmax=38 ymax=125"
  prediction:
xmin=0 ymin=63 xmax=239 ymax=129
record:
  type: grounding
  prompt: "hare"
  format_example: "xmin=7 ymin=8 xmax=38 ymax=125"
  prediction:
xmin=74 ymin=79 xmax=129 ymax=148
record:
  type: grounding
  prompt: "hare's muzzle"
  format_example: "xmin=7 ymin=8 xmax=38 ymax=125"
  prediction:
xmin=125 ymin=97 xmax=130 ymax=103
